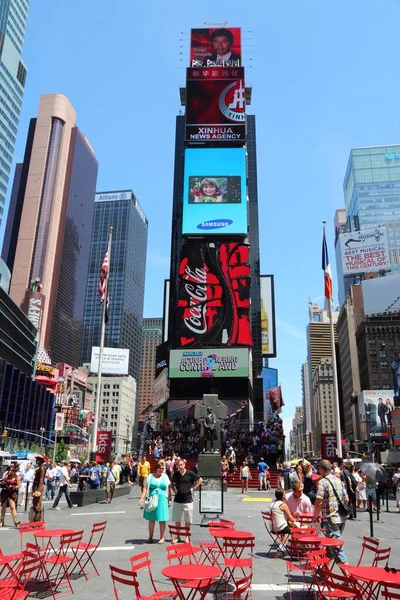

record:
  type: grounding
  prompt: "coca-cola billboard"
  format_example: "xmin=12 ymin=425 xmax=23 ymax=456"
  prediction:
xmin=95 ymin=431 xmax=112 ymax=463
xmin=176 ymin=242 xmax=252 ymax=347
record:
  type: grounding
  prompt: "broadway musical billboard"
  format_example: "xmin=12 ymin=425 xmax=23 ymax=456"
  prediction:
xmin=186 ymin=67 xmax=246 ymax=144
xmin=190 ymin=27 xmax=241 ymax=67
xmin=182 ymin=147 xmax=247 ymax=235
xmin=176 ymin=241 xmax=252 ymax=348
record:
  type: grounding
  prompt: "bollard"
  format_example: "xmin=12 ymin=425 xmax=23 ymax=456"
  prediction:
xmin=377 ymin=492 xmax=380 ymax=521
xmin=386 ymin=488 xmax=389 ymax=513
xmin=368 ymin=495 xmax=374 ymax=538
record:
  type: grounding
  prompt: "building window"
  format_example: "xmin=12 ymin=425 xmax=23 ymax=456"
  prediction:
xmin=379 ymin=350 xmax=387 ymax=358
xmin=17 ymin=62 xmax=27 ymax=87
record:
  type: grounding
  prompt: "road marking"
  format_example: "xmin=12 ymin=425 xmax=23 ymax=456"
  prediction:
xmin=94 ymin=546 xmax=135 ymax=551
xmin=242 ymin=497 xmax=272 ymax=502
xmin=252 ymin=583 xmax=303 ymax=590
xmin=70 ymin=511 xmax=127 ymax=516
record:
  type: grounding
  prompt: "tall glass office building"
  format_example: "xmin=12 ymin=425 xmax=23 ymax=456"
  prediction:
xmin=80 ymin=190 xmax=148 ymax=399
xmin=0 ymin=0 xmax=29 ymax=227
xmin=338 ymin=145 xmax=400 ymax=304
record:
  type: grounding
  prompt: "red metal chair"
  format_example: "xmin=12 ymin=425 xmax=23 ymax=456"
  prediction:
xmin=168 ymin=524 xmax=191 ymax=544
xmin=0 ymin=553 xmax=44 ymax=600
xmin=382 ymin=583 xmax=400 ymax=600
xmin=130 ymin=551 xmax=177 ymax=599
xmin=208 ymin=520 xmax=235 ymax=529
xmin=372 ymin=547 xmax=391 ymax=567
xmin=18 ymin=521 xmax=46 ymax=552
xmin=166 ymin=543 xmax=202 ymax=565
xmin=69 ymin=520 xmax=107 ymax=579
xmin=217 ymin=537 xmax=254 ymax=593
xmin=224 ymin=574 xmax=253 ymax=600
xmin=261 ymin=510 xmax=288 ymax=558
xmin=110 ymin=564 xmax=178 ymax=600
xmin=199 ymin=523 xmax=235 ymax=567
xmin=285 ymin=548 xmax=326 ymax=600
xmin=356 ymin=536 xmax=380 ymax=566
xmin=43 ymin=530 xmax=84 ymax=599
xmin=308 ymin=551 xmax=362 ymax=599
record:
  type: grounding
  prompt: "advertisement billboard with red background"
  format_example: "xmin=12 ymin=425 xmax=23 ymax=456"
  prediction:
xmin=176 ymin=241 xmax=252 ymax=348
xmin=186 ymin=67 xmax=245 ymax=144
xmin=190 ymin=28 xmax=242 ymax=67
xmin=21 ymin=290 xmax=46 ymax=334
xmin=95 ymin=431 xmax=112 ymax=463
xmin=321 ymin=433 xmax=338 ymax=460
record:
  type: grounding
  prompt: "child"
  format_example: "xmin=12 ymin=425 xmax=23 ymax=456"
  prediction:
xmin=193 ymin=178 xmax=224 ymax=203
xmin=240 ymin=461 xmax=251 ymax=494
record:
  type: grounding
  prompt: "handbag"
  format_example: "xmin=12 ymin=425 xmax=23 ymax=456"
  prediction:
xmin=327 ymin=478 xmax=351 ymax=518
xmin=144 ymin=490 xmax=159 ymax=511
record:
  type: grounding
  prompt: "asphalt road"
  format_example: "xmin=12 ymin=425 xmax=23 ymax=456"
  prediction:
xmin=0 ymin=484 xmax=399 ymax=599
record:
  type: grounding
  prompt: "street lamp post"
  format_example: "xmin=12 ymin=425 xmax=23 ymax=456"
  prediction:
xmin=39 ymin=427 xmax=45 ymax=453
xmin=126 ymin=417 xmax=132 ymax=454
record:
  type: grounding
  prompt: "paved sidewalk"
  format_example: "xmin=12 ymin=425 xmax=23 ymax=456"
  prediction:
xmin=0 ymin=485 xmax=399 ymax=599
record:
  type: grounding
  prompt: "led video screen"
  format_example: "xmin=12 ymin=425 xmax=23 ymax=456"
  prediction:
xmin=182 ymin=148 xmax=247 ymax=235
xmin=190 ymin=27 xmax=242 ymax=67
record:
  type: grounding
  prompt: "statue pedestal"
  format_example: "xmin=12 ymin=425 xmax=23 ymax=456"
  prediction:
xmin=198 ymin=453 xmax=221 ymax=477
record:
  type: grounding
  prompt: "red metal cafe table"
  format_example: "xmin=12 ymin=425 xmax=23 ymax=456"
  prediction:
xmin=295 ymin=535 xmax=345 ymax=567
xmin=34 ymin=528 xmax=75 ymax=554
xmin=210 ymin=529 xmax=255 ymax=566
xmin=162 ymin=564 xmax=221 ymax=600
xmin=346 ymin=566 xmax=400 ymax=600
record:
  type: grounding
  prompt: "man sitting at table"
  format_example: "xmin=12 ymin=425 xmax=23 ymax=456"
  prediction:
xmin=286 ymin=481 xmax=313 ymax=515
xmin=312 ymin=459 xmax=349 ymax=566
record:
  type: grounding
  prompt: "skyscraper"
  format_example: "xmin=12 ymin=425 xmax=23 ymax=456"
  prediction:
xmin=1 ymin=94 xmax=98 ymax=365
xmin=337 ymin=145 xmax=400 ymax=304
xmin=0 ymin=0 xmax=29 ymax=228
xmin=139 ymin=318 xmax=163 ymax=422
xmin=80 ymin=190 xmax=148 ymax=425
xmin=165 ymin=27 xmax=265 ymax=420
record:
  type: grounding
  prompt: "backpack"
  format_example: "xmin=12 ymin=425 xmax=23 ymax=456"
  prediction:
xmin=90 ymin=467 xmax=98 ymax=482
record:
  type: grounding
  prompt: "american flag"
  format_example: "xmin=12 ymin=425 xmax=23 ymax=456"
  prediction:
xmin=322 ymin=229 xmax=332 ymax=300
xmin=98 ymin=251 xmax=109 ymax=303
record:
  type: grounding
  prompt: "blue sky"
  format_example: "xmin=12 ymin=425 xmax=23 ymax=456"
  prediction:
xmin=2 ymin=0 xmax=400 ymax=434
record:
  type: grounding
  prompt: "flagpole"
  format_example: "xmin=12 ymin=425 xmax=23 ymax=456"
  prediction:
xmin=323 ymin=220 xmax=343 ymax=458
xmin=92 ymin=226 xmax=113 ymax=459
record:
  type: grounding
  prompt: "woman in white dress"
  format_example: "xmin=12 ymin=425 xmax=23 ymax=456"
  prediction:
xmin=355 ymin=469 xmax=367 ymax=510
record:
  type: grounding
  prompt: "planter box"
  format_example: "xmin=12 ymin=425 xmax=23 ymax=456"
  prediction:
xmin=70 ymin=484 xmax=131 ymax=507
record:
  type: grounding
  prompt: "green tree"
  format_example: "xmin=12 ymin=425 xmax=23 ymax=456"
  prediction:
xmin=55 ymin=439 xmax=67 ymax=462
xmin=30 ymin=442 xmax=39 ymax=452
xmin=16 ymin=440 xmax=25 ymax=451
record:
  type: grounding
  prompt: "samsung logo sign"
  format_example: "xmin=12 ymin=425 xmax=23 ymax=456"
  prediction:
xmin=95 ymin=191 xmax=132 ymax=202
xmin=197 ymin=219 xmax=233 ymax=230
xmin=385 ymin=153 xmax=400 ymax=160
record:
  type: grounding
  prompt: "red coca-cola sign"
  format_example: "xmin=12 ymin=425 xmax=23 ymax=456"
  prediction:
xmin=177 ymin=242 xmax=252 ymax=347
xmin=95 ymin=431 xmax=112 ymax=463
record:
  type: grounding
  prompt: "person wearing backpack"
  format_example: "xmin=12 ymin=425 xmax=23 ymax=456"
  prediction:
xmin=89 ymin=462 xmax=101 ymax=490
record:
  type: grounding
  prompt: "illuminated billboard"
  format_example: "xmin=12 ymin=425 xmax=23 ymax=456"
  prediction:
xmin=339 ymin=226 xmax=390 ymax=275
xmin=260 ymin=275 xmax=276 ymax=357
xmin=186 ymin=67 xmax=246 ymax=143
xmin=190 ymin=27 xmax=241 ymax=67
xmin=169 ymin=348 xmax=249 ymax=378
xmin=358 ymin=390 xmax=394 ymax=440
xmin=182 ymin=148 xmax=247 ymax=235
xmin=262 ymin=367 xmax=278 ymax=420
xmin=176 ymin=241 xmax=252 ymax=348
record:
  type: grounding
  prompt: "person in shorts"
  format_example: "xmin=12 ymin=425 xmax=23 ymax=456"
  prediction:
xmin=106 ymin=461 xmax=118 ymax=504
xmin=171 ymin=459 xmax=203 ymax=542
xmin=138 ymin=456 xmax=151 ymax=493
xmin=257 ymin=457 xmax=269 ymax=490
xmin=240 ymin=460 xmax=251 ymax=494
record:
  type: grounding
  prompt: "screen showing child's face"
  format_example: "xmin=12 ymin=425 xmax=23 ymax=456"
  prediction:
xmin=203 ymin=182 xmax=217 ymax=196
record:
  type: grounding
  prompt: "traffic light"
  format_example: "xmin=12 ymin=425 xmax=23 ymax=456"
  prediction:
xmin=1 ymin=429 xmax=8 ymax=438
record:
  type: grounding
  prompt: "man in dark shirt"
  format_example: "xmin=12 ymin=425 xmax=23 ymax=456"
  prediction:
xmin=171 ymin=459 xmax=203 ymax=542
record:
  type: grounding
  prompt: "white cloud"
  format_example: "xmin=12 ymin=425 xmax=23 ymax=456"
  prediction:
xmin=276 ymin=319 xmax=305 ymax=342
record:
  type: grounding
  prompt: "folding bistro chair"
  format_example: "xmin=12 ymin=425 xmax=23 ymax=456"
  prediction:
xmin=0 ymin=553 xmax=25 ymax=594
xmin=168 ymin=524 xmax=191 ymax=544
xmin=0 ymin=553 xmax=44 ymax=600
xmin=356 ymin=536 xmax=380 ymax=566
xmin=208 ymin=520 xmax=235 ymax=529
xmin=217 ymin=537 xmax=254 ymax=593
xmin=130 ymin=551 xmax=177 ymax=599
xmin=308 ymin=551 xmax=362 ymax=599
xmin=18 ymin=521 xmax=46 ymax=552
xmin=199 ymin=523 xmax=234 ymax=567
xmin=372 ymin=547 xmax=391 ymax=567
xmin=111 ymin=564 xmax=177 ymax=600
xmin=382 ymin=583 xmax=400 ymax=600
xmin=166 ymin=543 xmax=202 ymax=565
xmin=43 ymin=530 xmax=84 ymax=599
xmin=285 ymin=548 xmax=326 ymax=600
xmin=69 ymin=520 xmax=107 ymax=580
xmin=261 ymin=510 xmax=288 ymax=558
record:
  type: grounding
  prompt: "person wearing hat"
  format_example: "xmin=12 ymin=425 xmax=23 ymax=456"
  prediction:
xmin=31 ymin=456 xmax=46 ymax=521
xmin=0 ymin=462 xmax=21 ymax=527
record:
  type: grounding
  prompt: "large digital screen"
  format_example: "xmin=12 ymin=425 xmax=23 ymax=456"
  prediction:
xmin=262 ymin=367 xmax=278 ymax=421
xmin=190 ymin=27 xmax=241 ymax=67
xmin=186 ymin=67 xmax=246 ymax=144
xmin=358 ymin=390 xmax=394 ymax=440
xmin=182 ymin=148 xmax=247 ymax=235
xmin=176 ymin=241 xmax=252 ymax=348
xmin=169 ymin=348 xmax=249 ymax=379
xmin=260 ymin=275 xmax=276 ymax=358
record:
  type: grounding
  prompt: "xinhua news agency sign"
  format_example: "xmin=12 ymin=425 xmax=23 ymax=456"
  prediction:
xmin=321 ymin=433 xmax=337 ymax=460
xmin=169 ymin=348 xmax=249 ymax=379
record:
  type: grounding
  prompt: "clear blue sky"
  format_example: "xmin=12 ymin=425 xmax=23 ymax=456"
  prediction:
xmin=2 ymin=0 xmax=400 ymax=434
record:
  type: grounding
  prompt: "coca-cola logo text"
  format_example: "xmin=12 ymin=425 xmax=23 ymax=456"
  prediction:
xmin=183 ymin=264 xmax=208 ymax=335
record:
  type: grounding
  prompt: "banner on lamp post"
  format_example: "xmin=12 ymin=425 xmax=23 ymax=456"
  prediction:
xmin=321 ymin=433 xmax=337 ymax=460
xmin=95 ymin=431 xmax=112 ymax=463
xmin=54 ymin=413 xmax=64 ymax=431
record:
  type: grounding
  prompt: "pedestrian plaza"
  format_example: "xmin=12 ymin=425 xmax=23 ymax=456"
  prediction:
xmin=0 ymin=483 xmax=399 ymax=599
